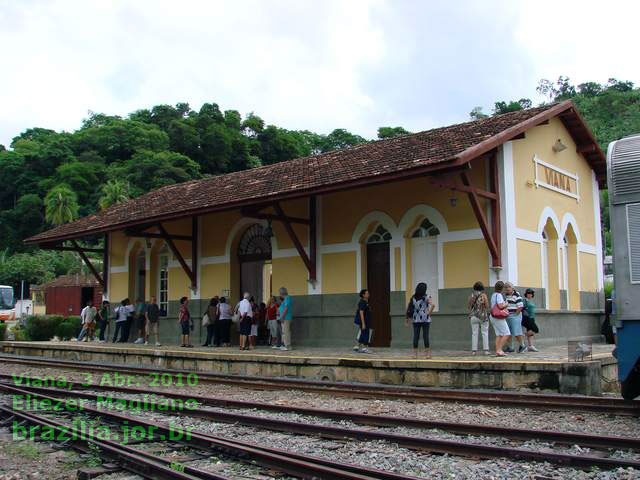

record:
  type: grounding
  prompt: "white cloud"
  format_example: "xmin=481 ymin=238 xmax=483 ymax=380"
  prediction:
xmin=0 ymin=0 xmax=638 ymax=146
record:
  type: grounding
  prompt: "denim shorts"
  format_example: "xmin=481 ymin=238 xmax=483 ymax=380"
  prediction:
xmin=506 ymin=314 xmax=523 ymax=336
xmin=490 ymin=317 xmax=511 ymax=336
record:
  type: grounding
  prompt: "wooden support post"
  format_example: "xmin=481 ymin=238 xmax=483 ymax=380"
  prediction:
xmin=460 ymin=171 xmax=501 ymax=266
xmin=191 ymin=216 xmax=198 ymax=291
xmin=103 ymin=234 xmax=109 ymax=294
xmin=71 ymin=240 xmax=105 ymax=288
xmin=489 ymin=153 xmax=502 ymax=268
xmin=273 ymin=202 xmax=313 ymax=274
xmin=309 ymin=196 xmax=317 ymax=282
xmin=157 ymin=223 xmax=196 ymax=288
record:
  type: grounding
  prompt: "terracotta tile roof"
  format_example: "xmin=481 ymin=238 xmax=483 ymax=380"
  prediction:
xmin=27 ymin=101 xmax=604 ymax=244
xmin=35 ymin=274 xmax=102 ymax=289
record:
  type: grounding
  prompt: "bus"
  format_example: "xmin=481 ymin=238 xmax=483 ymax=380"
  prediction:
xmin=0 ymin=285 xmax=16 ymax=326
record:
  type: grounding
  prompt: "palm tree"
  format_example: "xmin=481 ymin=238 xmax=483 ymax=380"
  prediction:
xmin=44 ymin=185 xmax=79 ymax=226
xmin=99 ymin=179 xmax=130 ymax=210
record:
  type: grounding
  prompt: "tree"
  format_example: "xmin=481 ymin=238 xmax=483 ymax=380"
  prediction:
xmin=108 ymin=151 xmax=201 ymax=196
xmin=44 ymin=185 xmax=79 ymax=226
xmin=469 ymin=107 xmax=488 ymax=120
xmin=99 ymin=180 xmax=130 ymax=210
xmin=377 ymin=127 xmax=411 ymax=139
xmin=493 ymin=98 xmax=532 ymax=115
xmin=321 ymin=129 xmax=367 ymax=152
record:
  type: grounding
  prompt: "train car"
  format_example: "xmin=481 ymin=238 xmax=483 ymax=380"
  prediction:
xmin=607 ymin=133 xmax=640 ymax=400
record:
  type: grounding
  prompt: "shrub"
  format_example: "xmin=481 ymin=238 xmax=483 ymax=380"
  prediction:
xmin=10 ymin=325 xmax=29 ymax=341
xmin=24 ymin=315 xmax=64 ymax=341
xmin=56 ymin=321 xmax=78 ymax=340
xmin=604 ymin=279 xmax=614 ymax=299
xmin=0 ymin=323 xmax=6 ymax=341
xmin=54 ymin=316 xmax=83 ymax=340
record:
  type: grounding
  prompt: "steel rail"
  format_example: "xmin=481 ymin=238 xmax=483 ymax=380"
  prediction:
xmin=5 ymin=375 xmax=639 ymax=452
xmin=0 ymin=405 xmax=227 ymax=480
xmin=1 ymin=353 xmax=638 ymax=415
xmin=4 ymin=383 xmax=640 ymax=471
xmin=2 ymin=384 xmax=416 ymax=480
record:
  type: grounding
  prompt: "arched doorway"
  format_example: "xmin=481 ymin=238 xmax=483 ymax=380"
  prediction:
xmin=542 ymin=219 xmax=560 ymax=309
xmin=366 ymin=225 xmax=391 ymax=347
xmin=410 ymin=218 xmax=440 ymax=309
xmin=237 ymin=224 xmax=272 ymax=304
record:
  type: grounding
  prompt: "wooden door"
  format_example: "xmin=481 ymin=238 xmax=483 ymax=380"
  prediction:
xmin=366 ymin=242 xmax=391 ymax=347
xmin=241 ymin=260 xmax=264 ymax=303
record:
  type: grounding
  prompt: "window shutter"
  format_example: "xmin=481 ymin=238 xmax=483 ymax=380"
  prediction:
xmin=627 ymin=203 xmax=640 ymax=284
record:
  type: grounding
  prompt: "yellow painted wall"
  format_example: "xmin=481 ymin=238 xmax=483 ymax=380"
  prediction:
xmin=579 ymin=252 xmax=598 ymax=292
xmin=109 ymin=231 xmax=128 ymax=267
xmin=168 ymin=267 xmax=191 ymax=300
xmin=272 ymin=256 xmax=308 ymax=295
xmin=443 ymin=240 xmax=489 ymax=288
xmin=513 ymin=117 xmax=597 ymax=245
xmin=268 ymin=198 xmax=309 ymax=249
xmin=321 ymin=170 xmax=487 ymax=245
xmin=201 ymin=210 xmax=242 ymax=257
xmin=322 ymin=252 xmax=357 ymax=294
xmin=163 ymin=217 xmax=193 ymax=259
xmin=517 ymin=239 xmax=542 ymax=288
xmin=109 ymin=272 xmax=128 ymax=302
xmin=200 ymin=263 xmax=231 ymax=298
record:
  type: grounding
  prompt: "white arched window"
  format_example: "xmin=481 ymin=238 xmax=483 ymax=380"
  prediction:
xmin=157 ymin=248 xmax=169 ymax=315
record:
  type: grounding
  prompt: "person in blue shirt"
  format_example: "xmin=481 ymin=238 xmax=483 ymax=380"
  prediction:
xmin=278 ymin=287 xmax=293 ymax=351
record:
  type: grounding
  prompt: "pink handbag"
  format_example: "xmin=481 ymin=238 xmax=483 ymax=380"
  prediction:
xmin=491 ymin=305 xmax=509 ymax=319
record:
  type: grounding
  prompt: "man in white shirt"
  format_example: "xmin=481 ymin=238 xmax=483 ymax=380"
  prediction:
xmin=237 ymin=292 xmax=253 ymax=351
xmin=77 ymin=300 xmax=97 ymax=342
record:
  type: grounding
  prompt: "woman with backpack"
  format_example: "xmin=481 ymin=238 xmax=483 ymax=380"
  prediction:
xmin=468 ymin=281 xmax=490 ymax=355
xmin=490 ymin=281 xmax=511 ymax=357
xmin=405 ymin=282 xmax=434 ymax=359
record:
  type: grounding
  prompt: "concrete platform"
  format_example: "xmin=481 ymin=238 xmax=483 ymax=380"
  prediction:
xmin=0 ymin=341 xmax=618 ymax=396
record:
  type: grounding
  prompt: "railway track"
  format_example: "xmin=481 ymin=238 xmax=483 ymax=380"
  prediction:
xmin=2 ymin=372 xmax=638 ymax=451
xmin=1 ymin=386 xmax=417 ymax=480
xmin=2 ymin=383 xmax=640 ymax=472
xmin=1 ymin=353 xmax=639 ymax=415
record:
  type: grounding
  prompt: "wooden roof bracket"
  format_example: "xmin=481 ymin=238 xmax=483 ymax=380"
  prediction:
xmin=157 ymin=219 xmax=198 ymax=290
xmin=460 ymin=152 xmax=502 ymax=268
xmin=70 ymin=239 xmax=105 ymax=288
xmin=272 ymin=199 xmax=317 ymax=282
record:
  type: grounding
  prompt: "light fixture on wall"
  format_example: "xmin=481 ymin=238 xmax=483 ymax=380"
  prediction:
xmin=552 ymin=138 xmax=567 ymax=153
xmin=449 ymin=190 xmax=457 ymax=207
xmin=264 ymin=219 xmax=274 ymax=238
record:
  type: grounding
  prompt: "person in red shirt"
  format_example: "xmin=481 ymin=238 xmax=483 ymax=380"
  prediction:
xmin=266 ymin=296 xmax=280 ymax=347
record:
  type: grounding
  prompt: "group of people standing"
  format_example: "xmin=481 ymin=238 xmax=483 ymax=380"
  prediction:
xmin=468 ymin=281 xmax=539 ymax=357
xmin=235 ymin=287 xmax=293 ymax=351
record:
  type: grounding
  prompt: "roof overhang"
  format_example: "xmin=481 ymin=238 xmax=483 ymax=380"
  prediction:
xmin=25 ymin=100 xmax=606 ymax=246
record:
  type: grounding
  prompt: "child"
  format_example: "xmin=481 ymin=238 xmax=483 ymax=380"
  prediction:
xmin=521 ymin=288 xmax=539 ymax=352
xmin=354 ymin=289 xmax=372 ymax=353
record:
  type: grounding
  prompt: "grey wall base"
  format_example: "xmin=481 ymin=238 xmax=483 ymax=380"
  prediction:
xmin=154 ymin=289 xmax=604 ymax=349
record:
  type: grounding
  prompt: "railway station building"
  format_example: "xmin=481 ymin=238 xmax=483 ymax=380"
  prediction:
xmin=27 ymin=101 xmax=607 ymax=348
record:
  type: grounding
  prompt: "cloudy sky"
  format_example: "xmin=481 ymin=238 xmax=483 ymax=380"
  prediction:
xmin=1 ymin=0 xmax=638 ymax=147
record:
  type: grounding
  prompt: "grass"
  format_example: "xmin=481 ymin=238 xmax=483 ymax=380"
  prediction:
xmin=7 ymin=440 xmax=42 ymax=460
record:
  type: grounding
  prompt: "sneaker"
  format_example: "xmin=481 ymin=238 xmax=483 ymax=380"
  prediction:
xmin=133 ymin=338 xmax=144 ymax=344
xmin=155 ymin=342 xmax=162 ymax=347
xmin=517 ymin=345 xmax=527 ymax=354
xmin=503 ymin=346 xmax=514 ymax=353
xmin=280 ymin=346 xmax=290 ymax=351
xmin=527 ymin=345 xmax=539 ymax=352
xmin=98 ymin=340 xmax=106 ymax=343
xmin=144 ymin=341 xmax=148 ymax=346
xmin=272 ymin=345 xmax=280 ymax=349
xmin=359 ymin=348 xmax=371 ymax=354
xmin=353 ymin=345 xmax=360 ymax=352
xmin=484 ymin=350 xmax=491 ymax=356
